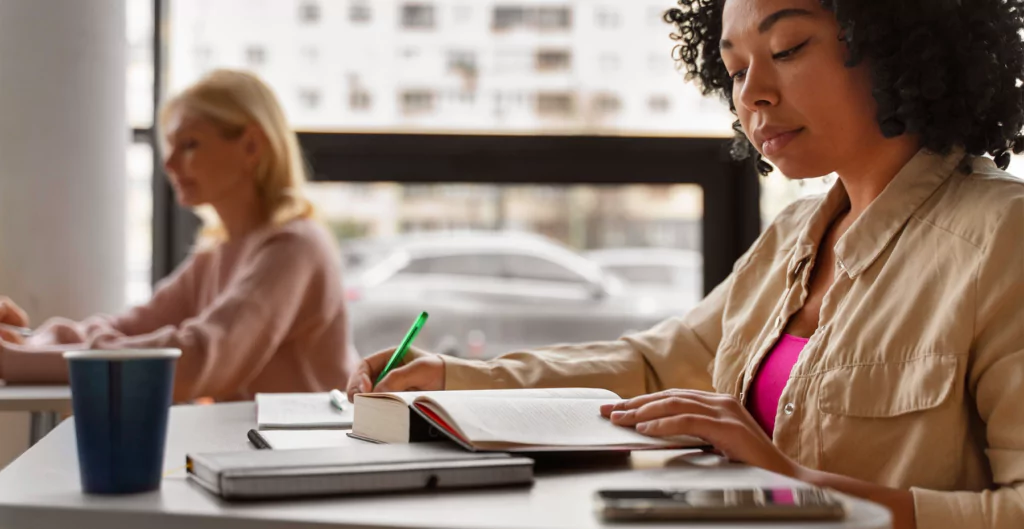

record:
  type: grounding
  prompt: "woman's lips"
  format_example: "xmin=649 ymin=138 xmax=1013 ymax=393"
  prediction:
xmin=761 ymin=128 xmax=804 ymax=156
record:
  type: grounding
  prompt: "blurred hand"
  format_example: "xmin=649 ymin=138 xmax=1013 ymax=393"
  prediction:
xmin=0 ymin=297 xmax=29 ymax=344
xmin=345 ymin=346 xmax=445 ymax=401
xmin=601 ymin=389 xmax=799 ymax=478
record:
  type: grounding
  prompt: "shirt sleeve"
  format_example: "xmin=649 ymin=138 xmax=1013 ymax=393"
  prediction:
xmin=435 ymin=214 xmax=796 ymax=399
xmin=439 ymin=276 xmax=730 ymax=398
xmin=86 ymin=231 xmax=323 ymax=402
xmin=910 ymin=198 xmax=1024 ymax=529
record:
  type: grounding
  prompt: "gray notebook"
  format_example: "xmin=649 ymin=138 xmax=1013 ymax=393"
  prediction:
xmin=186 ymin=443 xmax=534 ymax=500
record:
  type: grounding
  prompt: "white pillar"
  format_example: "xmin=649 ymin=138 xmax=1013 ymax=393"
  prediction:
xmin=0 ymin=0 xmax=127 ymax=322
xmin=0 ymin=0 xmax=126 ymax=463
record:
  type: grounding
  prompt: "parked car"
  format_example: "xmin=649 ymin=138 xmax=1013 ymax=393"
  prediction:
xmin=584 ymin=247 xmax=703 ymax=311
xmin=342 ymin=232 xmax=696 ymax=359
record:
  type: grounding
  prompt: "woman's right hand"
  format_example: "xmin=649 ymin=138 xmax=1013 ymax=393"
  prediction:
xmin=345 ymin=346 xmax=445 ymax=401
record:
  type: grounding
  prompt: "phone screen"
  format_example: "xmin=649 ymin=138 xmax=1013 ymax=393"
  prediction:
xmin=597 ymin=487 xmax=844 ymax=521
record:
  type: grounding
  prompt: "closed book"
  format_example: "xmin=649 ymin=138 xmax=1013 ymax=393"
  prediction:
xmin=186 ymin=443 xmax=534 ymax=500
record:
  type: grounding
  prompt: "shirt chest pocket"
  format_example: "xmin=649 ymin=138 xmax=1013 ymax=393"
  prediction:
xmin=815 ymin=355 xmax=964 ymax=488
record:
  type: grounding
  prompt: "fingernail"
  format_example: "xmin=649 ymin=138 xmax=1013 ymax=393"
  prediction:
xmin=610 ymin=411 xmax=626 ymax=420
xmin=636 ymin=422 xmax=650 ymax=433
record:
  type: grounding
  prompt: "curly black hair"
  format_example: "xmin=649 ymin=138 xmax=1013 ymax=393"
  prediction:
xmin=665 ymin=0 xmax=1024 ymax=173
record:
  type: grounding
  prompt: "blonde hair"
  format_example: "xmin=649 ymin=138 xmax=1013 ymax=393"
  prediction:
xmin=159 ymin=69 xmax=316 ymax=248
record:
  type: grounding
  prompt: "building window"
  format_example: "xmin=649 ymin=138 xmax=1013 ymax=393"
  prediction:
xmin=245 ymin=45 xmax=267 ymax=68
xmin=493 ymin=6 xmax=524 ymax=29
xmin=648 ymin=94 xmax=671 ymax=114
xmin=349 ymin=89 xmax=372 ymax=111
xmin=447 ymin=50 xmax=477 ymax=75
xmin=593 ymin=93 xmax=622 ymax=115
xmin=537 ymin=7 xmax=572 ymax=30
xmin=536 ymin=49 xmax=571 ymax=72
xmin=401 ymin=90 xmax=435 ymax=115
xmin=599 ymin=53 xmax=620 ymax=73
xmin=299 ymin=1 xmax=321 ymax=24
xmin=493 ymin=6 xmax=571 ymax=31
xmin=350 ymin=0 xmax=371 ymax=23
xmin=299 ymin=88 xmax=322 ymax=109
xmin=402 ymin=4 xmax=435 ymax=29
xmin=536 ymin=92 xmax=575 ymax=117
xmin=595 ymin=6 xmax=621 ymax=29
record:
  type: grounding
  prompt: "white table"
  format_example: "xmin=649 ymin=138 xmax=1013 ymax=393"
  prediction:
xmin=0 ymin=402 xmax=892 ymax=529
xmin=0 ymin=382 xmax=71 ymax=445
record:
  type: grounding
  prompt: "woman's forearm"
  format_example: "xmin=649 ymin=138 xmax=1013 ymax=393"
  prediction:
xmin=795 ymin=465 xmax=916 ymax=529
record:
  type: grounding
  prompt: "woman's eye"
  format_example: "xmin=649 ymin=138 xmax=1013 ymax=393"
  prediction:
xmin=772 ymin=38 xmax=810 ymax=60
xmin=730 ymin=68 xmax=748 ymax=81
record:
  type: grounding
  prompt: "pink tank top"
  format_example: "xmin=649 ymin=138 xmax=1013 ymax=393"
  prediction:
xmin=746 ymin=334 xmax=808 ymax=438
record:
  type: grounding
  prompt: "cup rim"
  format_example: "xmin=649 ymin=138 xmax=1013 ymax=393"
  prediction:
xmin=63 ymin=349 xmax=182 ymax=361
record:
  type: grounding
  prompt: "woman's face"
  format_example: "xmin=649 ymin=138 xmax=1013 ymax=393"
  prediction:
xmin=162 ymin=109 xmax=256 ymax=208
xmin=721 ymin=0 xmax=886 ymax=178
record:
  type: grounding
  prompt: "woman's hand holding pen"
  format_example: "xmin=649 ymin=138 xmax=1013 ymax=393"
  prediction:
xmin=346 ymin=346 xmax=445 ymax=400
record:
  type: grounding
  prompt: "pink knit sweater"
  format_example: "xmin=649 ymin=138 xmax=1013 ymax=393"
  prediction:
xmin=0 ymin=218 xmax=358 ymax=402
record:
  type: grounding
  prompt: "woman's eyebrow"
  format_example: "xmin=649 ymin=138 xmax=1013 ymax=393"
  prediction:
xmin=720 ymin=7 xmax=814 ymax=49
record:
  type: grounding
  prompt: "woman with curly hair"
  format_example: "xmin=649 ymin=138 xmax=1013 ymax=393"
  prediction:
xmin=346 ymin=1 xmax=1024 ymax=526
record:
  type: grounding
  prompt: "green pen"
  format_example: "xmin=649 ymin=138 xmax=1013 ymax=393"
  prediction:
xmin=375 ymin=311 xmax=429 ymax=387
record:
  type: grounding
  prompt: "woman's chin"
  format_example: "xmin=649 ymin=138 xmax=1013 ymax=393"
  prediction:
xmin=768 ymin=158 xmax=834 ymax=180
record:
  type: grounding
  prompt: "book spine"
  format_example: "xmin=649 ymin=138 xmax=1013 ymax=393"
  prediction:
xmin=408 ymin=407 xmax=447 ymax=443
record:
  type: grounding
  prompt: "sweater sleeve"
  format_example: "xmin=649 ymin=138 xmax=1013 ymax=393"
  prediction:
xmin=94 ymin=254 xmax=199 ymax=337
xmin=83 ymin=231 xmax=323 ymax=401
xmin=0 ymin=256 xmax=200 ymax=383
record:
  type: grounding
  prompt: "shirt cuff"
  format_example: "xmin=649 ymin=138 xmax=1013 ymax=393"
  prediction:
xmin=911 ymin=487 xmax=980 ymax=529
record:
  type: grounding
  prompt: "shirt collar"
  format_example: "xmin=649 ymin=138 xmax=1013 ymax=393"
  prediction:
xmin=790 ymin=147 xmax=966 ymax=279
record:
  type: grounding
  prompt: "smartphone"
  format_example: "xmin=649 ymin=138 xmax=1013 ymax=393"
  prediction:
xmin=596 ymin=487 xmax=846 ymax=521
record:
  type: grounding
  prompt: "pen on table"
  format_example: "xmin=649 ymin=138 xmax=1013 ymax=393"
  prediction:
xmin=375 ymin=311 xmax=429 ymax=386
xmin=329 ymin=389 xmax=347 ymax=411
xmin=0 ymin=323 xmax=32 ymax=338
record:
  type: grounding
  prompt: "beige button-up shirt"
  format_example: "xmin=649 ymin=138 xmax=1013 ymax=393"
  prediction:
xmin=439 ymin=149 xmax=1024 ymax=528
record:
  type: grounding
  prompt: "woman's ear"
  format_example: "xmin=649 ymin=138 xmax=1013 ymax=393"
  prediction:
xmin=240 ymin=124 xmax=265 ymax=168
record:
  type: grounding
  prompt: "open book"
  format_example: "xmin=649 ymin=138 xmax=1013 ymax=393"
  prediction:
xmin=352 ymin=388 xmax=705 ymax=452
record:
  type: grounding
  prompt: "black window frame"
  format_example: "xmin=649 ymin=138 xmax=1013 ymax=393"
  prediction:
xmin=139 ymin=0 xmax=761 ymax=297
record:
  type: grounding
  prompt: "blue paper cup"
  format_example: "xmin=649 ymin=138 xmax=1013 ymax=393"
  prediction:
xmin=62 ymin=349 xmax=181 ymax=494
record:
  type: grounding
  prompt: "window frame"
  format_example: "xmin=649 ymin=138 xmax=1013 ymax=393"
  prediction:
xmin=141 ymin=0 xmax=761 ymax=297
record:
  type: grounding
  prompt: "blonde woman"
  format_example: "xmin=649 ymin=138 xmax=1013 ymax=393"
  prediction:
xmin=0 ymin=69 xmax=357 ymax=402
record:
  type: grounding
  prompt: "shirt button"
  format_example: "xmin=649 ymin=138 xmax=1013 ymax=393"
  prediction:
xmin=783 ymin=403 xmax=796 ymax=415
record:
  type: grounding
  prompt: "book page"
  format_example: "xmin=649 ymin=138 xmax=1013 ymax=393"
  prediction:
xmin=362 ymin=387 xmax=619 ymax=405
xmin=419 ymin=395 xmax=692 ymax=448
